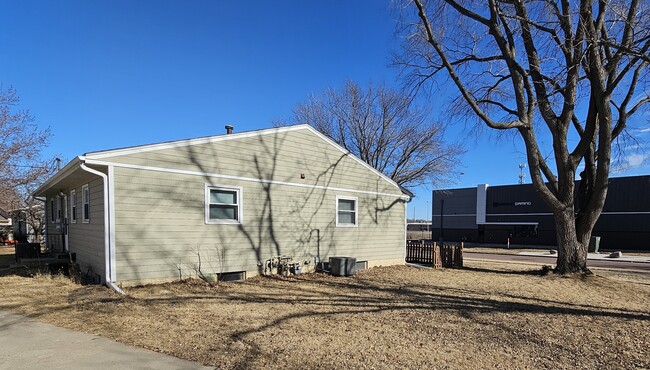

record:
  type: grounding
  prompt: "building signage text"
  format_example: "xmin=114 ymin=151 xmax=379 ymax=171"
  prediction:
xmin=493 ymin=201 xmax=532 ymax=207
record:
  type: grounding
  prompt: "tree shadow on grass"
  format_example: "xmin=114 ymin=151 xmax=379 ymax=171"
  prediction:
xmin=93 ymin=272 xmax=650 ymax=323
xmin=218 ymin=272 xmax=650 ymax=368
xmin=460 ymin=265 xmax=554 ymax=276
xmin=2 ymin=267 xmax=648 ymax=368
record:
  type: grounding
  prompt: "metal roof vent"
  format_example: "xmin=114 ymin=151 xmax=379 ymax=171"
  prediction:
xmin=225 ymin=125 xmax=234 ymax=134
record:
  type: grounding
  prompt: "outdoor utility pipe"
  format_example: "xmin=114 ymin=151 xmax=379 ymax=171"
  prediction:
xmin=79 ymin=163 xmax=125 ymax=295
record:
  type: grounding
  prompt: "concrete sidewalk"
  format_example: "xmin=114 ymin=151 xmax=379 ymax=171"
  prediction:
xmin=0 ymin=311 xmax=214 ymax=370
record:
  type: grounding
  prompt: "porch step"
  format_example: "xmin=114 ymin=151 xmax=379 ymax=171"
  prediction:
xmin=17 ymin=253 xmax=70 ymax=265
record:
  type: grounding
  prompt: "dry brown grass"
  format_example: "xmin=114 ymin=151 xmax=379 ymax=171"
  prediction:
xmin=1 ymin=262 xmax=649 ymax=369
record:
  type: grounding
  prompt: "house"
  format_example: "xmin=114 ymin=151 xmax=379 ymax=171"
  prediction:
xmin=11 ymin=204 xmax=46 ymax=243
xmin=0 ymin=208 xmax=12 ymax=243
xmin=0 ymin=208 xmax=11 ymax=226
xmin=34 ymin=124 xmax=410 ymax=286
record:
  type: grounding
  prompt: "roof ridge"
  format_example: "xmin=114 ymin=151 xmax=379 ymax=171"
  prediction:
xmin=84 ymin=124 xmax=310 ymax=160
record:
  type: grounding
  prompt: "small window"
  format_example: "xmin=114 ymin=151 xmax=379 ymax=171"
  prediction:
xmin=82 ymin=184 xmax=90 ymax=223
xmin=57 ymin=197 xmax=62 ymax=221
xmin=50 ymin=200 xmax=55 ymax=222
xmin=70 ymin=190 xmax=77 ymax=223
xmin=336 ymin=196 xmax=357 ymax=227
xmin=205 ymin=185 xmax=242 ymax=224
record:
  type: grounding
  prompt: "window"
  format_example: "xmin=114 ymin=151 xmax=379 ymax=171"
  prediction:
xmin=50 ymin=200 xmax=55 ymax=222
xmin=205 ymin=185 xmax=242 ymax=224
xmin=82 ymin=184 xmax=90 ymax=223
xmin=336 ymin=196 xmax=357 ymax=227
xmin=56 ymin=197 xmax=62 ymax=221
xmin=514 ymin=225 xmax=538 ymax=238
xmin=70 ymin=190 xmax=77 ymax=223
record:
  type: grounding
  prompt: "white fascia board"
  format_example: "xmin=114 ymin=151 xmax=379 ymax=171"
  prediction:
xmin=84 ymin=124 xmax=311 ymax=160
xmin=33 ymin=156 xmax=84 ymax=196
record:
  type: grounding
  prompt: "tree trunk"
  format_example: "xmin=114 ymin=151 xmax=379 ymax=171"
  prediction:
xmin=554 ymin=209 xmax=590 ymax=274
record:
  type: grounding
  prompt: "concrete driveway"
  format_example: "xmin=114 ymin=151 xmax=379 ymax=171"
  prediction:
xmin=0 ymin=311 xmax=214 ymax=370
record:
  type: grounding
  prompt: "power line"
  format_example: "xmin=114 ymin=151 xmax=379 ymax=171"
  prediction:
xmin=1 ymin=164 xmax=51 ymax=170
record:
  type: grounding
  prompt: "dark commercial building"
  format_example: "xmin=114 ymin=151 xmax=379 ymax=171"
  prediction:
xmin=431 ymin=175 xmax=650 ymax=251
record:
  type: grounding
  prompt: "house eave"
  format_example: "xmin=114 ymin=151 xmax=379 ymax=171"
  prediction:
xmin=33 ymin=157 xmax=82 ymax=196
xmin=399 ymin=185 xmax=414 ymax=201
xmin=33 ymin=156 xmax=107 ymax=197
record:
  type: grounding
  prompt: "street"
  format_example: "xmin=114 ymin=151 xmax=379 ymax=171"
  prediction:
xmin=465 ymin=252 xmax=650 ymax=272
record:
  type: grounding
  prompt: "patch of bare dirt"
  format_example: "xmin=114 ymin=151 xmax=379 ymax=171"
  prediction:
xmin=1 ymin=263 xmax=649 ymax=369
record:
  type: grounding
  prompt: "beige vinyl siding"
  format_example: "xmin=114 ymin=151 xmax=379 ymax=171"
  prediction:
xmin=101 ymin=129 xmax=400 ymax=196
xmin=65 ymin=178 xmax=106 ymax=278
xmin=113 ymin=168 xmax=404 ymax=282
xmin=109 ymin=128 xmax=405 ymax=283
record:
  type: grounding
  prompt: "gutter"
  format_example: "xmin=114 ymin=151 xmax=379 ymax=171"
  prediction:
xmin=78 ymin=163 xmax=124 ymax=295
xmin=399 ymin=185 xmax=414 ymax=202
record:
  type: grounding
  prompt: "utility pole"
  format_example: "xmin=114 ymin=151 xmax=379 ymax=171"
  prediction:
xmin=425 ymin=200 xmax=429 ymax=233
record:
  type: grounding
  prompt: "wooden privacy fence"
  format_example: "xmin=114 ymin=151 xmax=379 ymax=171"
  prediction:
xmin=405 ymin=240 xmax=463 ymax=268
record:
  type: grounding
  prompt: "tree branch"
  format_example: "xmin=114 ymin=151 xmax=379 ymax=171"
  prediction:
xmin=413 ymin=0 xmax=527 ymax=130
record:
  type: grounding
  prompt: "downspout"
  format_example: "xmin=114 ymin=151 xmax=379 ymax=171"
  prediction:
xmin=404 ymin=193 xmax=413 ymax=261
xmin=79 ymin=163 xmax=125 ymax=295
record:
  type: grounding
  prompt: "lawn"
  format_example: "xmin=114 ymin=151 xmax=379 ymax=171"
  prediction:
xmin=0 ymin=261 xmax=648 ymax=369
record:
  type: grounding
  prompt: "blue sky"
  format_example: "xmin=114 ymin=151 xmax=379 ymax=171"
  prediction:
xmin=2 ymin=1 xmax=648 ymax=220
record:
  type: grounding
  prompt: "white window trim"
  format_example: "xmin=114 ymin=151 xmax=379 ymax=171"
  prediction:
xmin=70 ymin=190 xmax=77 ymax=224
xmin=82 ymin=184 xmax=90 ymax=223
xmin=204 ymin=184 xmax=243 ymax=225
xmin=336 ymin=195 xmax=358 ymax=228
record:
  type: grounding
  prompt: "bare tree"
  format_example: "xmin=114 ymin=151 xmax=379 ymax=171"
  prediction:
xmin=0 ymin=85 xmax=55 ymax=240
xmin=397 ymin=0 xmax=649 ymax=274
xmin=294 ymin=81 xmax=464 ymax=188
xmin=0 ymin=86 xmax=53 ymax=193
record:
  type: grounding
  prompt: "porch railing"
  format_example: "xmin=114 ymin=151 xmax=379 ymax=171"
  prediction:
xmin=46 ymin=233 xmax=65 ymax=253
